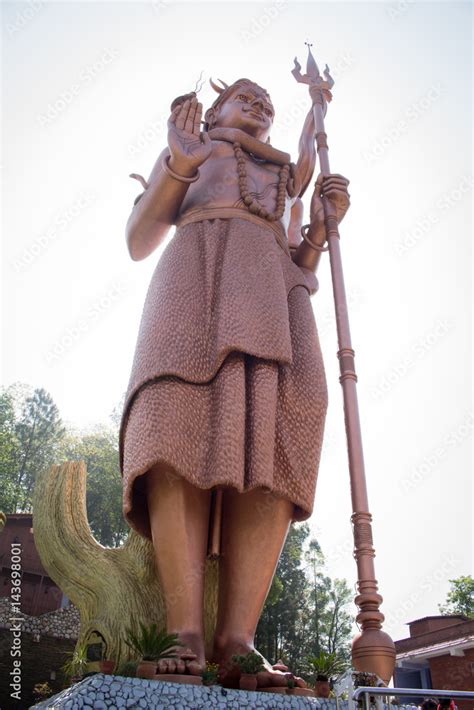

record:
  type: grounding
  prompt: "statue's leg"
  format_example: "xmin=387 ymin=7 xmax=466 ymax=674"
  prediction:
xmin=145 ymin=464 xmax=212 ymax=669
xmin=212 ymin=487 xmax=293 ymax=664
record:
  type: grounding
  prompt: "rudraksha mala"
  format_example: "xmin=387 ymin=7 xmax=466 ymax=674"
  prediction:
xmin=233 ymin=142 xmax=289 ymax=222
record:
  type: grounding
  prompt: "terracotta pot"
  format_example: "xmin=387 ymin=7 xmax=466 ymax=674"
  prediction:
xmin=99 ymin=660 xmax=115 ymax=675
xmin=315 ymin=679 xmax=330 ymax=698
xmin=137 ymin=660 xmax=157 ymax=679
xmin=239 ymin=673 xmax=258 ymax=691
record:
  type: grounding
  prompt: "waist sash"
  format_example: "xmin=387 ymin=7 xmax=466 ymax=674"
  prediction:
xmin=176 ymin=207 xmax=290 ymax=257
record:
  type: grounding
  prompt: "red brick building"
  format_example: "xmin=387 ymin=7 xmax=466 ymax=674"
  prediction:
xmin=0 ymin=513 xmax=67 ymax=615
xmin=394 ymin=615 xmax=474 ymax=707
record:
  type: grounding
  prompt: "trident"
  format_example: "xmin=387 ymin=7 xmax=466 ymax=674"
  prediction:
xmin=293 ymin=43 xmax=396 ymax=683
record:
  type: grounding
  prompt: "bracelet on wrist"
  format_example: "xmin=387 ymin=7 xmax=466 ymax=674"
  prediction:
xmin=162 ymin=155 xmax=200 ymax=184
xmin=300 ymin=224 xmax=329 ymax=252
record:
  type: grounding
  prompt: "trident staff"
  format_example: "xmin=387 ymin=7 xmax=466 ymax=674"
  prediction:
xmin=293 ymin=44 xmax=396 ymax=683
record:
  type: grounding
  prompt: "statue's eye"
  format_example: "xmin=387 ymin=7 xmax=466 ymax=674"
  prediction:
xmin=264 ymin=108 xmax=273 ymax=117
xmin=237 ymin=94 xmax=250 ymax=103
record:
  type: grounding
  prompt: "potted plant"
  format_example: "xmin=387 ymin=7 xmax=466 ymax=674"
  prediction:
xmin=201 ymin=661 xmax=219 ymax=686
xmin=33 ymin=682 xmax=53 ymax=703
xmin=61 ymin=643 xmax=89 ymax=684
xmin=116 ymin=660 xmax=138 ymax=678
xmin=99 ymin=658 xmax=116 ymax=675
xmin=307 ymin=651 xmax=347 ymax=698
xmin=99 ymin=647 xmax=116 ymax=675
xmin=124 ymin=623 xmax=182 ymax=679
xmin=353 ymin=671 xmax=379 ymax=707
xmin=232 ymin=651 xmax=265 ymax=691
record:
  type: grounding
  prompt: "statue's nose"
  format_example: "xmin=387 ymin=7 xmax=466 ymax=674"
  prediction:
xmin=251 ymin=98 xmax=264 ymax=111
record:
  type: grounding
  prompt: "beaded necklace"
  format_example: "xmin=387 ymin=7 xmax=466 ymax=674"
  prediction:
xmin=233 ymin=142 xmax=289 ymax=222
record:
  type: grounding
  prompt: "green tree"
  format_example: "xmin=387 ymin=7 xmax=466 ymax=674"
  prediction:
xmin=326 ymin=578 xmax=352 ymax=660
xmin=302 ymin=540 xmax=351 ymax=662
xmin=438 ymin=576 xmax=474 ymax=618
xmin=304 ymin=539 xmax=331 ymax=657
xmin=255 ymin=524 xmax=353 ymax=675
xmin=0 ymin=389 xmax=21 ymax=512
xmin=256 ymin=523 xmax=310 ymax=671
xmin=0 ymin=383 xmax=128 ymax=546
xmin=14 ymin=388 xmax=65 ymax=510
xmin=58 ymin=425 xmax=128 ymax=547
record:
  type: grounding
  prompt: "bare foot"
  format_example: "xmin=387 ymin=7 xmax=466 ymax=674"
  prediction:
xmin=157 ymin=631 xmax=205 ymax=675
xmin=212 ymin=640 xmax=295 ymax=688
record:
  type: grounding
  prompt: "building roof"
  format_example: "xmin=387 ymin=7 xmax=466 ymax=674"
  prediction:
xmin=396 ymin=618 xmax=474 ymax=655
xmin=406 ymin=614 xmax=469 ymax=624
xmin=396 ymin=634 xmax=474 ymax=662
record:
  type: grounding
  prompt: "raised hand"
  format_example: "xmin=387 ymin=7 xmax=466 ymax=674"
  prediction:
xmin=167 ymin=96 xmax=212 ymax=176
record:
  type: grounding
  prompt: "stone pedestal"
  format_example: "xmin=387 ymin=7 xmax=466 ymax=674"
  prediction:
xmin=30 ymin=674 xmax=325 ymax=709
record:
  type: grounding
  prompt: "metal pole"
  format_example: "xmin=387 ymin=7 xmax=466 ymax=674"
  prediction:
xmin=353 ymin=687 xmax=474 ymax=703
xmin=292 ymin=44 xmax=396 ymax=683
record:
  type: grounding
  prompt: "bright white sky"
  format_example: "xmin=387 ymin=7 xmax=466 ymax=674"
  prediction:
xmin=2 ymin=1 xmax=472 ymax=647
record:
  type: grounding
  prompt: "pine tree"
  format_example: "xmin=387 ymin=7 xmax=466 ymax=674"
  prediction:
xmin=256 ymin=524 xmax=353 ymax=675
xmin=0 ymin=389 xmax=21 ymax=512
xmin=14 ymin=388 xmax=65 ymax=510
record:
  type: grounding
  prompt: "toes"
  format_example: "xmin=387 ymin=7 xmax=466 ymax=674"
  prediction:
xmin=176 ymin=659 xmax=186 ymax=674
xmin=187 ymin=660 xmax=202 ymax=676
xmin=157 ymin=659 xmax=168 ymax=674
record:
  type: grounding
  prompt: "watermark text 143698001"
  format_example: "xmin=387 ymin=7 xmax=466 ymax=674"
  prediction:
xmin=10 ymin=541 xmax=23 ymax=702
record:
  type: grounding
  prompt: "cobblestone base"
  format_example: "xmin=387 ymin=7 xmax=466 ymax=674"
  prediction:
xmin=30 ymin=674 xmax=326 ymax=709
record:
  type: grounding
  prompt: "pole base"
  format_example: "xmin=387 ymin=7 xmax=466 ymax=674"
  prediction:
xmin=352 ymin=629 xmax=396 ymax=685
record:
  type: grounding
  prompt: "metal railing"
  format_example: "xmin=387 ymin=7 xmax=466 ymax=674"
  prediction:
xmin=353 ymin=686 xmax=474 ymax=710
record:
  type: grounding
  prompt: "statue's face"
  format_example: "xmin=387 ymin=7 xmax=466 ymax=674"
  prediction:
xmin=213 ymin=85 xmax=274 ymax=141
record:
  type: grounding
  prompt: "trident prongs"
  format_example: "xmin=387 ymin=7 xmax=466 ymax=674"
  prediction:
xmin=292 ymin=43 xmax=334 ymax=103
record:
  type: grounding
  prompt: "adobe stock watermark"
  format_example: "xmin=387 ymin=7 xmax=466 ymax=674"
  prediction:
xmin=362 ymin=82 xmax=445 ymax=166
xmin=4 ymin=0 xmax=44 ymax=39
xmin=371 ymin=318 xmax=453 ymax=400
xmin=127 ymin=112 xmax=169 ymax=157
xmin=37 ymin=48 xmax=119 ymax=127
xmin=44 ymin=279 xmax=128 ymax=364
xmin=384 ymin=552 xmax=459 ymax=634
xmin=10 ymin=541 xmax=23 ymax=702
xmin=386 ymin=0 xmax=415 ymax=21
xmin=12 ymin=191 xmax=96 ymax=272
xmin=240 ymin=0 xmax=288 ymax=44
xmin=394 ymin=175 xmax=473 ymax=256
xmin=399 ymin=411 xmax=473 ymax=493
xmin=151 ymin=0 xmax=172 ymax=14
xmin=317 ymin=286 xmax=364 ymax=340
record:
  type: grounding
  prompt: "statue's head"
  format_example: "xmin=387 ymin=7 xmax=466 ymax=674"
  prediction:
xmin=204 ymin=79 xmax=274 ymax=142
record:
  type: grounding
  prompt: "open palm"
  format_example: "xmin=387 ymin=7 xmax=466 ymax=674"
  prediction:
xmin=167 ymin=96 xmax=212 ymax=174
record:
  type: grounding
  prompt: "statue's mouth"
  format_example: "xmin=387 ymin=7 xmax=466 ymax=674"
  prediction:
xmin=244 ymin=109 xmax=265 ymax=122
